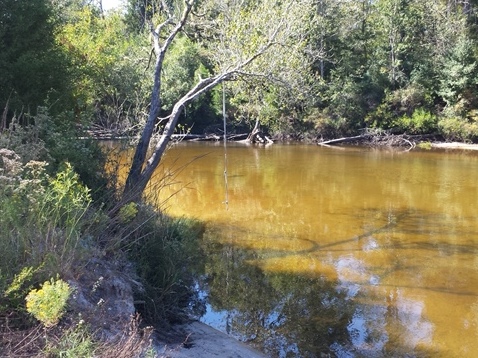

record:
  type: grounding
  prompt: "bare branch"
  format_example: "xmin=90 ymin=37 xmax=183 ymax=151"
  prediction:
xmin=160 ymin=0 xmax=195 ymax=54
xmin=123 ymin=0 xmax=313 ymax=201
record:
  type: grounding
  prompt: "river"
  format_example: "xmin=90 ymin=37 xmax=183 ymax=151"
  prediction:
xmin=141 ymin=142 xmax=478 ymax=357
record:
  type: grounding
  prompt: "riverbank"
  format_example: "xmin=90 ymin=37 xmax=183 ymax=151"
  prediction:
xmin=431 ymin=141 xmax=478 ymax=150
xmin=155 ymin=321 xmax=266 ymax=358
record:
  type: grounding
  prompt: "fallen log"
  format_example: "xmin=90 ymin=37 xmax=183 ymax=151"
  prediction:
xmin=171 ymin=134 xmax=206 ymax=140
xmin=191 ymin=133 xmax=221 ymax=141
xmin=226 ymin=133 xmax=249 ymax=141
xmin=318 ymin=134 xmax=371 ymax=146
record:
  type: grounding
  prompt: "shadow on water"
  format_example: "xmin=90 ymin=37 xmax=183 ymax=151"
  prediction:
xmin=192 ymin=207 xmax=478 ymax=357
xmin=196 ymin=240 xmax=441 ymax=357
xmin=198 ymin=240 xmax=355 ymax=357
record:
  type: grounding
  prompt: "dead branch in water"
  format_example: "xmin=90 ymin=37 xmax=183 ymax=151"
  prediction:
xmin=318 ymin=134 xmax=372 ymax=146
xmin=317 ymin=130 xmax=440 ymax=150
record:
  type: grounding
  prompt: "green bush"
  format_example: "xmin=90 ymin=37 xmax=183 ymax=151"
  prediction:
xmin=35 ymin=109 xmax=109 ymax=198
xmin=438 ymin=115 xmax=478 ymax=142
xmin=365 ymin=86 xmax=433 ymax=130
xmin=39 ymin=162 xmax=91 ymax=230
xmin=0 ymin=151 xmax=93 ymax=317
xmin=0 ymin=109 xmax=109 ymax=199
xmin=1 ymin=266 xmax=37 ymax=318
xmin=311 ymin=111 xmax=353 ymax=140
xmin=393 ymin=108 xmax=438 ymax=134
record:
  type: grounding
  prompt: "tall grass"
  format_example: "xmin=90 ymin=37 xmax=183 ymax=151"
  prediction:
xmin=0 ymin=150 xmax=96 ymax=328
xmin=1 ymin=113 xmax=205 ymax=356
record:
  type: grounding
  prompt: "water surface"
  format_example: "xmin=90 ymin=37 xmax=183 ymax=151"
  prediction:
xmin=148 ymin=142 xmax=478 ymax=357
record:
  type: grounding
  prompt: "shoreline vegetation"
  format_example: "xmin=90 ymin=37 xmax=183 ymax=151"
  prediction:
xmin=86 ymin=126 xmax=478 ymax=151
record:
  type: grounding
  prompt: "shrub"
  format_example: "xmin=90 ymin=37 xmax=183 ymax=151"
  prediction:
xmin=0 ymin=151 xmax=93 ymax=320
xmin=417 ymin=141 xmax=432 ymax=150
xmin=118 ymin=202 xmax=138 ymax=224
xmin=25 ymin=277 xmax=71 ymax=327
xmin=1 ymin=266 xmax=38 ymax=320
xmin=438 ymin=115 xmax=478 ymax=142
xmin=34 ymin=108 xmax=109 ymax=198
xmin=0 ymin=109 xmax=109 ymax=200
xmin=365 ymin=86 xmax=433 ymax=130
xmin=393 ymin=108 xmax=438 ymax=134
xmin=39 ymin=162 xmax=91 ymax=230
xmin=309 ymin=109 xmax=354 ymax=140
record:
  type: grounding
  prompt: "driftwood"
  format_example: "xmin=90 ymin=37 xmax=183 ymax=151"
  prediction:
xmin=318 ymin=132 xmax=441 ymax=150
xmin=318 ymin=134 xmax=371 ymax=146
xmin=85 ymin=130 xmax=252 ymax=142
xmin=171 ymin=133 xmax=250 ymax=141
xmin=226 ymin=133 xmax=249 ymax=141
xmin=171 ymin=134 xmax=215 ymax=141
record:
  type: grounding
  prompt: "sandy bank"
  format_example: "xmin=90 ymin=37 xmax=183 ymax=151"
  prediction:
xmin=156 ymin=321 xmax=266 ymax=358
xmin=431 ymin=142 xmax=478 ymax=150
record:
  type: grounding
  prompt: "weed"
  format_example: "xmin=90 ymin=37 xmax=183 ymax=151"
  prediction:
xmin=25 ymin=277 xmax=72 ymax=327
xmin=43 ymin=321 xmax=97 ymax=357
xmin=417 ymin=141 xmax=432 ymax=150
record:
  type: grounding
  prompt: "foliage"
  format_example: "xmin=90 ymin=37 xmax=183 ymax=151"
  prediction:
xmin=308 ymin=110 xmax=352 ymax=140
xmin=44 ymin=323 xmax=97 ymax=357
xmin=365 ymin=85 xmax=433 ymax=130
xmin=161 ymin=36 xmax=220 ymax=130
xmin=393 ymin=108 xmax=438 ymax=134
xmin=118 ymin=202 xmax=139 ymax=224
xmin=438 ymin=36 xmax=478 ymax=108
xmin=1 ymin=266 xmax=38 ymax=318
xmin=4 ymin=0 xmax=478 ymax=140
xmin=0 ymin=0 xmax=72 ymax=119
xmin=0 ymin=151 xmax=92 ymax=309
xmin=204 ymin=0 xmax=316 ymax=132
xmin=58 ymin=5 xmax=151 ymax=132
xmin=438 ymin=115 xmax=478 ymax=142
xmin=25 ymin=277 xmax=72 ymax=327
xmin=40 ymin=162 xmax=92 ymax=230
xmin=0 ymin=117 xmax=49 ymax=162
xmin=0 ymin=108 xmax=109 ymax=197
xmin=35 ymin=108 xmax=109 ymax=196
xmin=417 ymin=141 xmax=432 ymax=150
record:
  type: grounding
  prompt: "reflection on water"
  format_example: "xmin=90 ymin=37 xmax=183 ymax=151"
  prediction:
xmin=139 ymin=142 xmax=478 ymax=357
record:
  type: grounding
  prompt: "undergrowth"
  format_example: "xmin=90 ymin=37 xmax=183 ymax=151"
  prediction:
xmin=0 ymin=111 xmax=205 ymax=357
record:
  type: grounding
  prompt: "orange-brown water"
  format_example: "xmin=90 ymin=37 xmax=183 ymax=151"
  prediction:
xmin=122 ymin=142 xmax=478 ymax=357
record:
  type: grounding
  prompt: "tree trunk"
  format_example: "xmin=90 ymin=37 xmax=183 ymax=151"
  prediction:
xmin=121 ymin=0 xmax=297 ymax=203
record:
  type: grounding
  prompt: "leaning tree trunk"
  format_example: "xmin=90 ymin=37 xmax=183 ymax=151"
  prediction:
xmin=121 ymin=0 xmax=292 ymax=203
xmin=122 ymin=1 xmax=194 ymax=203
xmin=122 ymin=73 xmax=233 ymax=203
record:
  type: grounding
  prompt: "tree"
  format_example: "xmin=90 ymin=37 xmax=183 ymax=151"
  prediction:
xmin=122 ymin=0 xmax=314 ymax=202
xmin=58 ymin=4 xmax=152 ymax=132
xmin=0 ymin=0 xmax=71 ymax=120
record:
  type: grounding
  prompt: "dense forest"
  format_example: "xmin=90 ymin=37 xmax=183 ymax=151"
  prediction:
xmin=1 ymin=0 xmax=478 ymax=356
xmin=2 ymin=0 xmax=478 ymax=143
